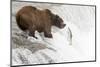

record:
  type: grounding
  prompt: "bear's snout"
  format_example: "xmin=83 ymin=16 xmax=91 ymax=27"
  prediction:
xmin=60 ymin=24 xmax=66 ymax=28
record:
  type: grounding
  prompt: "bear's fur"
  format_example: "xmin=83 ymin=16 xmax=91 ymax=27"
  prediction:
xmin=16 ymin=6 xmax=66 ymax=38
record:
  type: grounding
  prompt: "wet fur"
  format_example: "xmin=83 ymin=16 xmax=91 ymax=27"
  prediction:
xmin=16 ymin=6 xmax=65 ymax=38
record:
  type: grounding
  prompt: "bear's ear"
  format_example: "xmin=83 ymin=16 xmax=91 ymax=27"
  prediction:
xmin=45 ymin=9 xmax=51 ymax=14
xmin=55 ymin=15 xmax=59 ymax=18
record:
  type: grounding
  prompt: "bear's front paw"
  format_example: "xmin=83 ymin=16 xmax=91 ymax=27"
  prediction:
xmin=34 ymin=36 xmax=38 ymax=39
xmin=44 ymin=33 xmax=53 ymax=38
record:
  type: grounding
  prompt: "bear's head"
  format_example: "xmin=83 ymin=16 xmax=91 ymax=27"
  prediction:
xmin=52 ymin=14 xmax=66 ymax=29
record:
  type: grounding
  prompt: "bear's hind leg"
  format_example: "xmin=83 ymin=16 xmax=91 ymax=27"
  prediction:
xmin=28 ymin=26 xmax=38 ymax=39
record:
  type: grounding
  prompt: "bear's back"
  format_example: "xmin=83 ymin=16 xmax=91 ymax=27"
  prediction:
xmin=16 ymin=6 xmax=52 ymax=32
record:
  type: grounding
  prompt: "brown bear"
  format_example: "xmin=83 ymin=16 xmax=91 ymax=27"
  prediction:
xmin=16 ymin=6 xmax=66 ymax=39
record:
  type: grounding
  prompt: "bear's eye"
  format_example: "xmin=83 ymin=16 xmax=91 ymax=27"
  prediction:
xmin=60 ymin=19 xmax=63 ymax=22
